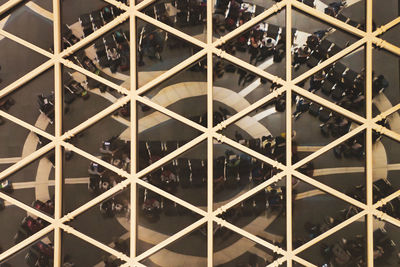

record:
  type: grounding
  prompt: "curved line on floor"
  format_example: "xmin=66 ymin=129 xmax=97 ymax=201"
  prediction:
xmin=22 ymin=113 xmax=49 ymax=157
xmin=25 ymin=2 xmax=53 ymax=21
xmin=23 ymin=113 xmax=50 ymax=216
xmin=373 ymin=93 xmax=400 ymax=134
xmin=0 ymin=14 xmax=11 ymax=41
xmin=119 ymin=82 xmax=272 ymax=141
xmin=34 ymin=157 xmax=52 ymax=201
xmin=115 ymin=212 xmax=280 ymax=266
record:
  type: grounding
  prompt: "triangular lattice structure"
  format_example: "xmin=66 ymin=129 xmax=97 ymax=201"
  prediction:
xmin=0 ymin=0 xmax=399 ymax=266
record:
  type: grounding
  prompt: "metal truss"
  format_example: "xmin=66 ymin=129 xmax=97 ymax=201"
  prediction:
xmin=0 ymin=0 xmax=399 ymax=266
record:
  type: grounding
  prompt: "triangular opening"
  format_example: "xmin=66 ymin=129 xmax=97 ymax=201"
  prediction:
xmin=213 ymin=56 xmax=285 ymax=122
xmin=293 ymin=179 xmax=362 ymax=250
xmin=136 ymin=17 xmax=204 ymax=87
xmin=216 ymin=177 xmax=287 ymax=251
xmin=213 ymin=140 xmax=282 ymax=210
xmin=0 ymin=34 xmax=49 ymax=91
xmin=138 ymin=140 xmax=207 ymax=209
xmin=372 ymin=132 xmax=400 ymax=219
xmin=217 ymin=8 xmax=286 ymax=79
xmin=212 ymin=0 xmax=280 ymax=40
xmin=65 ymin=111 xmax=130 ymax=173
xmin=297 ymin=0 xmax=365 ymax=27
xmin=137 ymin=184 xmax=202 ymax=254
xmin=296 ymin=130 xmax=366 ymax=202
xmin=292 ymin=93 xmax=362 ymax=162
xmin=61 ymin=64 xmax=125 ymax=133
xmin=139 ymin=56 xmax=207 ymax=126
xmin=298 ymin=215 xmax=366 ymax=266
xmin=0 ymin=67 xmax=55 ymax=134
xmin=213 ymin=225 xmax=280 ymax=266
xmin=67 ymin=185 xmax=130 ymax=256
xmin=0 ymin=196 xmax=51 ymax=251
xmin=291 ymin=7 xmax=362 ymax=80
xmin=217 ymin=92 xmax=287 ymax=164
xmin=137 ymin=103 xmax=203 ymax=171
xmin=295 ymin=45 xmax=366 ymax=118
xmin=0 ymin=115 xmax=52 ymax=164
xmin=372 ymin=0 xmax=399 ymax=28
xmin=0 ymin=231 xmax=54 ymax=267
xmin=64 ymin=17 xmax=130 ymax=84
xmin=62 ymin=148 xmax=127 ymax=215
xmin=0 ymin=149 xmax=55 ymax=217
xmin=372 ymin=47 xmax=400 ymax=115
xmin=61 ymin=230 xmax=126 ymax=266
xmin=373 ymin=217 xmax=400 ymax=266
xmin=1 ymin=0 xmax=53 ymax=50
xmin=61 ymin=0 xmax=126 ymax=50
xmin=139 ymin=224 xmax=207 ymax=266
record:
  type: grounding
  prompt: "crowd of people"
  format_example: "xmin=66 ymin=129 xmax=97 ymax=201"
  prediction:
xmin=62 ymin=4 xmax=130 ymax=74
xmin=214 ymin=0 xmax=287 ymax=65
xmin=63 ymin=0 xmax=209 ymax=74
xmin=302 ymin=200 xmax=398 ymax=266
xmin=290 ymin=29 xmax=390 ymax=151
xmin=143 ymin=0 xmax=207 ymax=29
xmin=82 ymin=125 xmax=300 ymax=224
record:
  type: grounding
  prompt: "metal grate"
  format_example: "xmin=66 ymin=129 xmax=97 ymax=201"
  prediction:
xmin=0 ymin=0 xmax=399 ymax=266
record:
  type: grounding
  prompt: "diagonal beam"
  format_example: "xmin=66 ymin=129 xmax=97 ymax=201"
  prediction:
xmin=135 ymin=217 xmax=207 ymax=262
xmin=212 ymin=0 xmax=287 ymax=47
xmin=293 ymin=170 xmax=367 ymax=210
xmin=136 ymin=94 xmax=208 ymax=133
xmin=291 ymin=0 xmax=365 ymax=38
xmin=0 ymin=191 xmax=54 ymax=223
xmin=136 ymin=49 xmax=208 ymax=96
xmin=213 ymin=172 xmax=286 ymax=216
xmin=0 ymin=0 xmax=23 ymax=16
xmin=59 ymin=12 xmax=130 ymax=58
xmin=0 ymin=224 xmax=54 ymax=262
xmin=212 ymin=133 xmax=285 ymax=171
xmin=292 ymin=124 xmax=367 ymax=169
xmin=0 ymin=109 xmax=55 ymax=141
xmin=0 ymin=142 xmax=55 ymax=181
xmin=0 ymin=59 xmax=55 ymax=99
xmin=135 ymin=12 xmax=206 ymax=49
xmin=60 ymin=59 xmax=130 ymax=95
xmin=292 ymin=85 xmax=366 ymax=124
xmin=291 ymin=38 xmax=367 ymax=85
xmin=293 ymin=210 xmax=367 ymax=255
xmin=60 ymin=224 xmax=130 ymax=262
xmin=0 ymin=29 xmax=54 ymax=59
